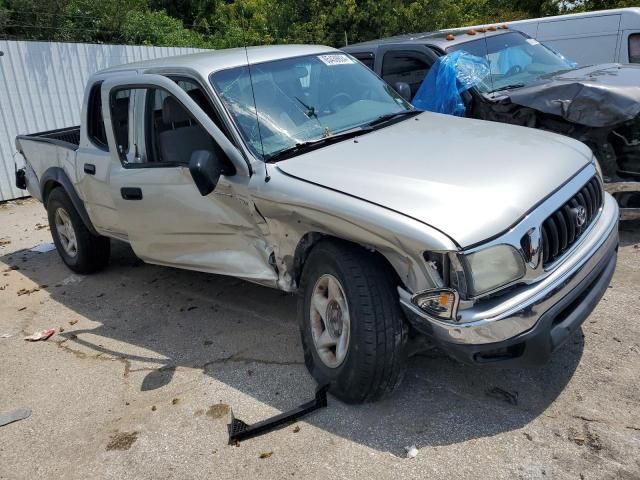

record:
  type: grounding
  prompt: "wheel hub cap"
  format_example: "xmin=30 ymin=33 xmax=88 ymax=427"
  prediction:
xmin=326 ymin=300 xmax=343 ymax=338
xmin=309 ymin=274 xmax=351 ymax=368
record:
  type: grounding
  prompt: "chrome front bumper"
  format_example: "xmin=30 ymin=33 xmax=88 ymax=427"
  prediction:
xmin=399 ymin=192 xmax=619 ymax=347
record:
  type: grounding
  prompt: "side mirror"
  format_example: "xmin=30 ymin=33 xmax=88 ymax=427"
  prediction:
xmin=189 ymin=150 xmax=223 ymax=196
xmin=394 ymin=81 xmax=412 ymax=102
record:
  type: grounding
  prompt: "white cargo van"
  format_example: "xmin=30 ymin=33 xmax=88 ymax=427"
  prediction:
xmin=462 ymin=8 xmax=640 ymax=65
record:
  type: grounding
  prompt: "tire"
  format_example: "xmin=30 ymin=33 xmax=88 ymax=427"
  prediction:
xmin=46 ymin=187 xmax=110 ymax=274
xmin=298 ymin=240 xmax=407 ymax=403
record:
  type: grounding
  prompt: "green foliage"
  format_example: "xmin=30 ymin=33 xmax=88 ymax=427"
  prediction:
xmin=0 ymin=0 xmax=635 ymax=47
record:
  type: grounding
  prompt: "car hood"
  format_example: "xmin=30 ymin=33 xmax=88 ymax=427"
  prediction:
xmin=501 ymin=63 xmax=640 ymax=128
xmin=276 ymin=112 xmax=592 ymax=248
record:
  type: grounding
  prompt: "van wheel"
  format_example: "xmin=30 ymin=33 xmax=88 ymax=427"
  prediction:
xmin=298 ymin=240 xmax=407 ymax=403
xmin=46 ymin=187 xmax=110 ymax=273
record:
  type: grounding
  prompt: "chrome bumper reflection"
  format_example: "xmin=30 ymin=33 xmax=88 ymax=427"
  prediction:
xmin=399 ymin=193 xmax=619 ymax=345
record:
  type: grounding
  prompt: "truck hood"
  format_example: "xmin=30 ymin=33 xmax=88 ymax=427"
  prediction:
xmin=501 ymin=63 xmax=640 ymax=128
xmin=276 ymin=112 xmax=592 ymax=248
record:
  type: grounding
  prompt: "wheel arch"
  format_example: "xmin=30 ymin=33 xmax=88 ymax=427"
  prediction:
xmin=292 ymin=232 xmax=404 ymax=290
xmin=40 ymin=167 xmax=98 ymax=236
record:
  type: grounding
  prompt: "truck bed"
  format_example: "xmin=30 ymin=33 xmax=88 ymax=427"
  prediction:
xmin=17 ymin=126 xmax=81 ymax=150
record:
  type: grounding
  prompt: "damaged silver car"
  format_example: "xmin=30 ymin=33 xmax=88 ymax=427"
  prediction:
xmin=15 ymin=45 xmax=619 ymax=403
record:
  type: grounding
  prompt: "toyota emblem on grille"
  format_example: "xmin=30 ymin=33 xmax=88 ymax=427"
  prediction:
xmin=575 ymin=206 xmax=587 ymax=227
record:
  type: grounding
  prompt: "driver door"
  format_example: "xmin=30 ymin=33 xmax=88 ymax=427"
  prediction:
xmin=100 ymin=74 xmax=276 ymax=282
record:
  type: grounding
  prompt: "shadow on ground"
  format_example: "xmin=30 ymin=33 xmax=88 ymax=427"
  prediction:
xmin=2 ymin=236 xmax=590 ymax=454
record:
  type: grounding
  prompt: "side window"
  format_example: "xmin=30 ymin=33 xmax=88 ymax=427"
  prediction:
xmin=110 ymin=87 xmax=217 ymax=167
xmin=351 ymin=52 xmax=375 ymax=70
xmin=630 ymin=34 xmax=640 ymax=63
xmin=169 ymin=77 xmax=231 ymax=139
xmin=381 ymin=51 xmax=431 ymax=99
xmin=87 ymin=82 xmax=108 ymax=149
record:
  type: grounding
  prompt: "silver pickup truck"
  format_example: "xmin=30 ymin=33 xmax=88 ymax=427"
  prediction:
xmin=15 ymin=45 xmax=619 ymax=403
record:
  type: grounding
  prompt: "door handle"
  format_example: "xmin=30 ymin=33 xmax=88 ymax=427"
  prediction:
xmin=121 ymin=187 xmax=143 ymax=200
xmin=84 ymin=163 xmax=96 ymax=175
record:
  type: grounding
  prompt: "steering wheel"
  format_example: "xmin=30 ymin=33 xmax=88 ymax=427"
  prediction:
xmin=504 ymin=64 xmax=524 ymax=76
xmin=327 ymin=93 xmax=354 ymax=113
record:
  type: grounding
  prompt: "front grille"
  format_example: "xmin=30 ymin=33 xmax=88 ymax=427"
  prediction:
xmin=541 ymin=176 xmax=602 ymax=266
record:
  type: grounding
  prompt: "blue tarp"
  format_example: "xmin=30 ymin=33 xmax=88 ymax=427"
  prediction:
xmin=412 ymin=51 xmax=490 ymax=116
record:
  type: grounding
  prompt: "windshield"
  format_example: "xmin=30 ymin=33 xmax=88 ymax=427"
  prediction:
xmin=210 ymin=53 xmax=412 ymax=160
xmin=447 ymin=32 xmax=576 ymax=93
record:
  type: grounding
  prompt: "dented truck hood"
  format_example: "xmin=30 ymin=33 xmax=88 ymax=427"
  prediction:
xmin=494 ymin=63 xmax=640 ymax=128
xmin=276 ymin=112 xmax=592 ymax=248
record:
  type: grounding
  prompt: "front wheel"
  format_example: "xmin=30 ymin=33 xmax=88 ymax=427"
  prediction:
xmin=298 ymin=240 xmax=407 ymax=403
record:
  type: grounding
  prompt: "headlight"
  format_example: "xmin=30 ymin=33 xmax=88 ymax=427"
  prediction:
xmin=463 ymin=244 xmax=525 ymax=296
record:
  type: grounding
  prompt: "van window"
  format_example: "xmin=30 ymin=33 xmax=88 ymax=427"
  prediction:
xmin=630 ymin=34 xmax=640 ymax=63
xmin=87 ymin=83 xmax=108 ymax=149
xmin=381 ymin=51 xmax=431 ymax=99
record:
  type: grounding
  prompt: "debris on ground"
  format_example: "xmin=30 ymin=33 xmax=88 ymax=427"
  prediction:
xmin=0 ymin=239 xmax=11 ymax=247
xmin=69 ymin=320 xmax=78 ymax=326
xmin=207 ymin=404 xmax=230 ymax=419
xmin=17 ymin=287 xmax=39 ymax=296
xmin=2 ymin=265 xmax=19 ymax=272
xmin=17 ymin=307 xmax=26 ymax=312
xmin=172 ymin=398 xmax=181 ymax=405
xmin=228 ymin=384 xmax=328 ymax=444
xmin=30 ymin=243 xmax=56 ymax=253
xmin=24 ymin=329 xmax=55 ymax=341
xmin=259 ymin=451 xmax=273 ymax=459
xmin=0 ymin=408 xmax=31 ymax=427
xmin=106 ymin=431 xmax=139 ymax=451
xmin=486 ymin=386 xmax=519 ymax=405
xmin=151 ymin=405 xmax=157 ymax=411
xmin=61 ymin=274 xmax=85 ymax=285
xmin=34 ymin=223 xmax=48 ymax=230
xmin=292 ymin=425 xmax=300 ymax=433
xmin=405 ymin=445 xmax=419 ymax=459
xmin=1 ymin=333 xmax=12 ymax=339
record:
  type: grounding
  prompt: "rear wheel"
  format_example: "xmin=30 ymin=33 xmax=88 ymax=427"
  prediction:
xmin=47 ymin=187 xmax=110 ymax=273
xmin=298 ymin=240 xmax=407 ymax=403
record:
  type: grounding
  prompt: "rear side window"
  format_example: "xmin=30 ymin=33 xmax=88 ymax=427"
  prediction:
xmin=87 ymin=83 xmax=108 ymax=149
xmin=630 ymin=34 xmax=640 ymax=63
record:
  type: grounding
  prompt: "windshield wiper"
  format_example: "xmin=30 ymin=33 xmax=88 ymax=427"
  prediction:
xmin=489 ymin=83 xmax=526 ymax=93
xmin=265 ymin=127 xmax=372 ymax=163
xmin=367 ymin=110 xmax=421 ymax=127
xmin=295 ymin=97 xmax=317 ymax=119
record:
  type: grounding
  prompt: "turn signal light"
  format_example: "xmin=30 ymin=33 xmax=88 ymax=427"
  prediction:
xmin=412 ymin=289 xmax=460 ymax=321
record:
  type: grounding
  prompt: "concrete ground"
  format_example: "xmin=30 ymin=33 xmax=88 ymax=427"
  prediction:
xmin=0 ymin=198 xmax=639 ymax=480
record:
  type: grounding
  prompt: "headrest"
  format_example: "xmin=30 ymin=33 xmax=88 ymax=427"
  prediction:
xmin=162 ymin=96 xmax=191 ymax=125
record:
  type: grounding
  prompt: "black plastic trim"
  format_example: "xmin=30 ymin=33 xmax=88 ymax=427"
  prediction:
xmin=39 ymin=167 xmax=99 ymax=236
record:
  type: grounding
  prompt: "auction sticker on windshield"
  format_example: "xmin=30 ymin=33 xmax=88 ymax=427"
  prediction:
xmin=318 ymin=54 xmax=354 ymax=66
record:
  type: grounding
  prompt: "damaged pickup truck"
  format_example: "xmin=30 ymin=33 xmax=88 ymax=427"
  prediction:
xmin=344 ymin=28 xmax=640 ymax=219
xmin=15 ymin=46 xmax=618 ymax=403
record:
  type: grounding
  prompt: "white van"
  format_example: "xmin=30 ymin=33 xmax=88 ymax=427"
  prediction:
xmin=464 ymin=8 xmax=640 ymax=66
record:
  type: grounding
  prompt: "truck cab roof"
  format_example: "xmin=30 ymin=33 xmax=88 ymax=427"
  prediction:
xmin=97 ymin=44 xmax=337 ymax=77
xmin=346 ymin=27 xmax=512 ymax=53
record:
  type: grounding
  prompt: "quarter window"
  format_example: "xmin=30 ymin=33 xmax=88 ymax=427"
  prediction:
xmin=630 ymin=34 xmax=640 ymax=63
xmin=87 ymin=82 xmax=108 ymax=149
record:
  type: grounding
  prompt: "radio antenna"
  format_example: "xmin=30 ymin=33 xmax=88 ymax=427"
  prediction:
xmin=241 ymin=11 xmax=270 ymax=182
